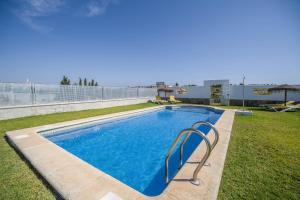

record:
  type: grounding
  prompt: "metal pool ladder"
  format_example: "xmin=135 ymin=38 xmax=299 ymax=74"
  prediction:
xmin=165 ymin=121 xmax=219 ymax=185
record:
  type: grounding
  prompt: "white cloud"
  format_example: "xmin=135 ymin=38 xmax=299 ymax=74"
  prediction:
xmin=13 ymin=0 xmax=119 ymax=32
xmin=17 ymin=13 xmax=52 ymax=32
xmin=15 ymin=0 xmax=65 ymax=32
xmin=24 ymin=0 xmax=65 ymax=13
xmin=86 ymin=0 xmax=118 ymax=17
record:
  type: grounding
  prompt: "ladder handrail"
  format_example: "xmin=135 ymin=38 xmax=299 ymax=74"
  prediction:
xmin=180 ymin=121 xmax=219 ymax=166
xmin=165 ymin=128 xmax=212 ymax=184
xmin=192 ymin=121 xmax=219 ymax=149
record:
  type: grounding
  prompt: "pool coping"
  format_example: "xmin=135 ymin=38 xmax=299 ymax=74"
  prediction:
xmin=6 ymin=104 xmax=235 ymax=200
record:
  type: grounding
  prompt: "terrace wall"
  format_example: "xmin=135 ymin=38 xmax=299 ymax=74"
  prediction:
xmin=0 ymin=98 xmax=151 ymax=120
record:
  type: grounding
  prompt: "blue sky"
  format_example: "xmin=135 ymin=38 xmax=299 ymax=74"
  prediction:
xmin=0 ymin=0 xmax=299 ymax=86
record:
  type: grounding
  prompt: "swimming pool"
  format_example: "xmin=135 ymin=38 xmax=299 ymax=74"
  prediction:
xmin=43 ymin=106 xmax=223 ymax=196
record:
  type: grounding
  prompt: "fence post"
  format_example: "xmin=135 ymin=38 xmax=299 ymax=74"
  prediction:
xmin=30 ymin=83 xmax=36 ymax=105
xmin=137 ymin=87 xmax=139 ymax=98
xmin=34 ymin=83 xmax=36 ymax=104
xmin=102 ymin=86 xmax=104 ymax=100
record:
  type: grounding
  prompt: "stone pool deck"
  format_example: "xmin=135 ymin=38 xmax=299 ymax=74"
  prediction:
xmin=6 ymin=105 xmax=235 ymax=200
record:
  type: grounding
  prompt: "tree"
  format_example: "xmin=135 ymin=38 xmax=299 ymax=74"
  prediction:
xmin=60 ymin=75 xmax=70 ymax=85
xmin=79 ymin=77 xmax=98 ymax=87
xmin=175 ymin=82 xmax=179 ymax=86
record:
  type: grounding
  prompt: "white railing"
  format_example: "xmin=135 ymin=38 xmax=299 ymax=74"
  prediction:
xmin=0 ymin=83 xmax=157 ymax=107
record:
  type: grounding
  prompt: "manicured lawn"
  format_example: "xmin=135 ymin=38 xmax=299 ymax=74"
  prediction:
xmin=0 ymin=102 xmax=157 ymax=200
xmin=0 ymin=104 xmax=299 ymax=199
xmin=218 ymin=107 xmax=300 ymax=200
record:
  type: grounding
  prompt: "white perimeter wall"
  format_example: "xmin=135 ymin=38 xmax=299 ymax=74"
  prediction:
xmin=172 ymin=85 xmax=300 ymax=101
xmin=174 ymin=86 xmax=210 ymax=99
xmin=230 ymin=85 xmax=300 ymax=101
xmin=0 ymin=98 xmax=152 ymax=120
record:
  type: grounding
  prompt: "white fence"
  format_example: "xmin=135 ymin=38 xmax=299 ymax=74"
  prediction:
xmin=0 ymin=83 xmax=156 ymax=107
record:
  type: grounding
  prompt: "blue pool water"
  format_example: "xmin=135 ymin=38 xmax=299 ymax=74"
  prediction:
xmin=44 ymin=106 xmax=223 ymax=196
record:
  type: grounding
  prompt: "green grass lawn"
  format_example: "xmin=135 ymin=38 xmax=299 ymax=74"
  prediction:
xmin=0 ymin=102 xmax=157 ymax=200
xmin=218 ymin=107 xmax=300 ymax=200
xmin=0 ymin=103 xmax=299 ymax=199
